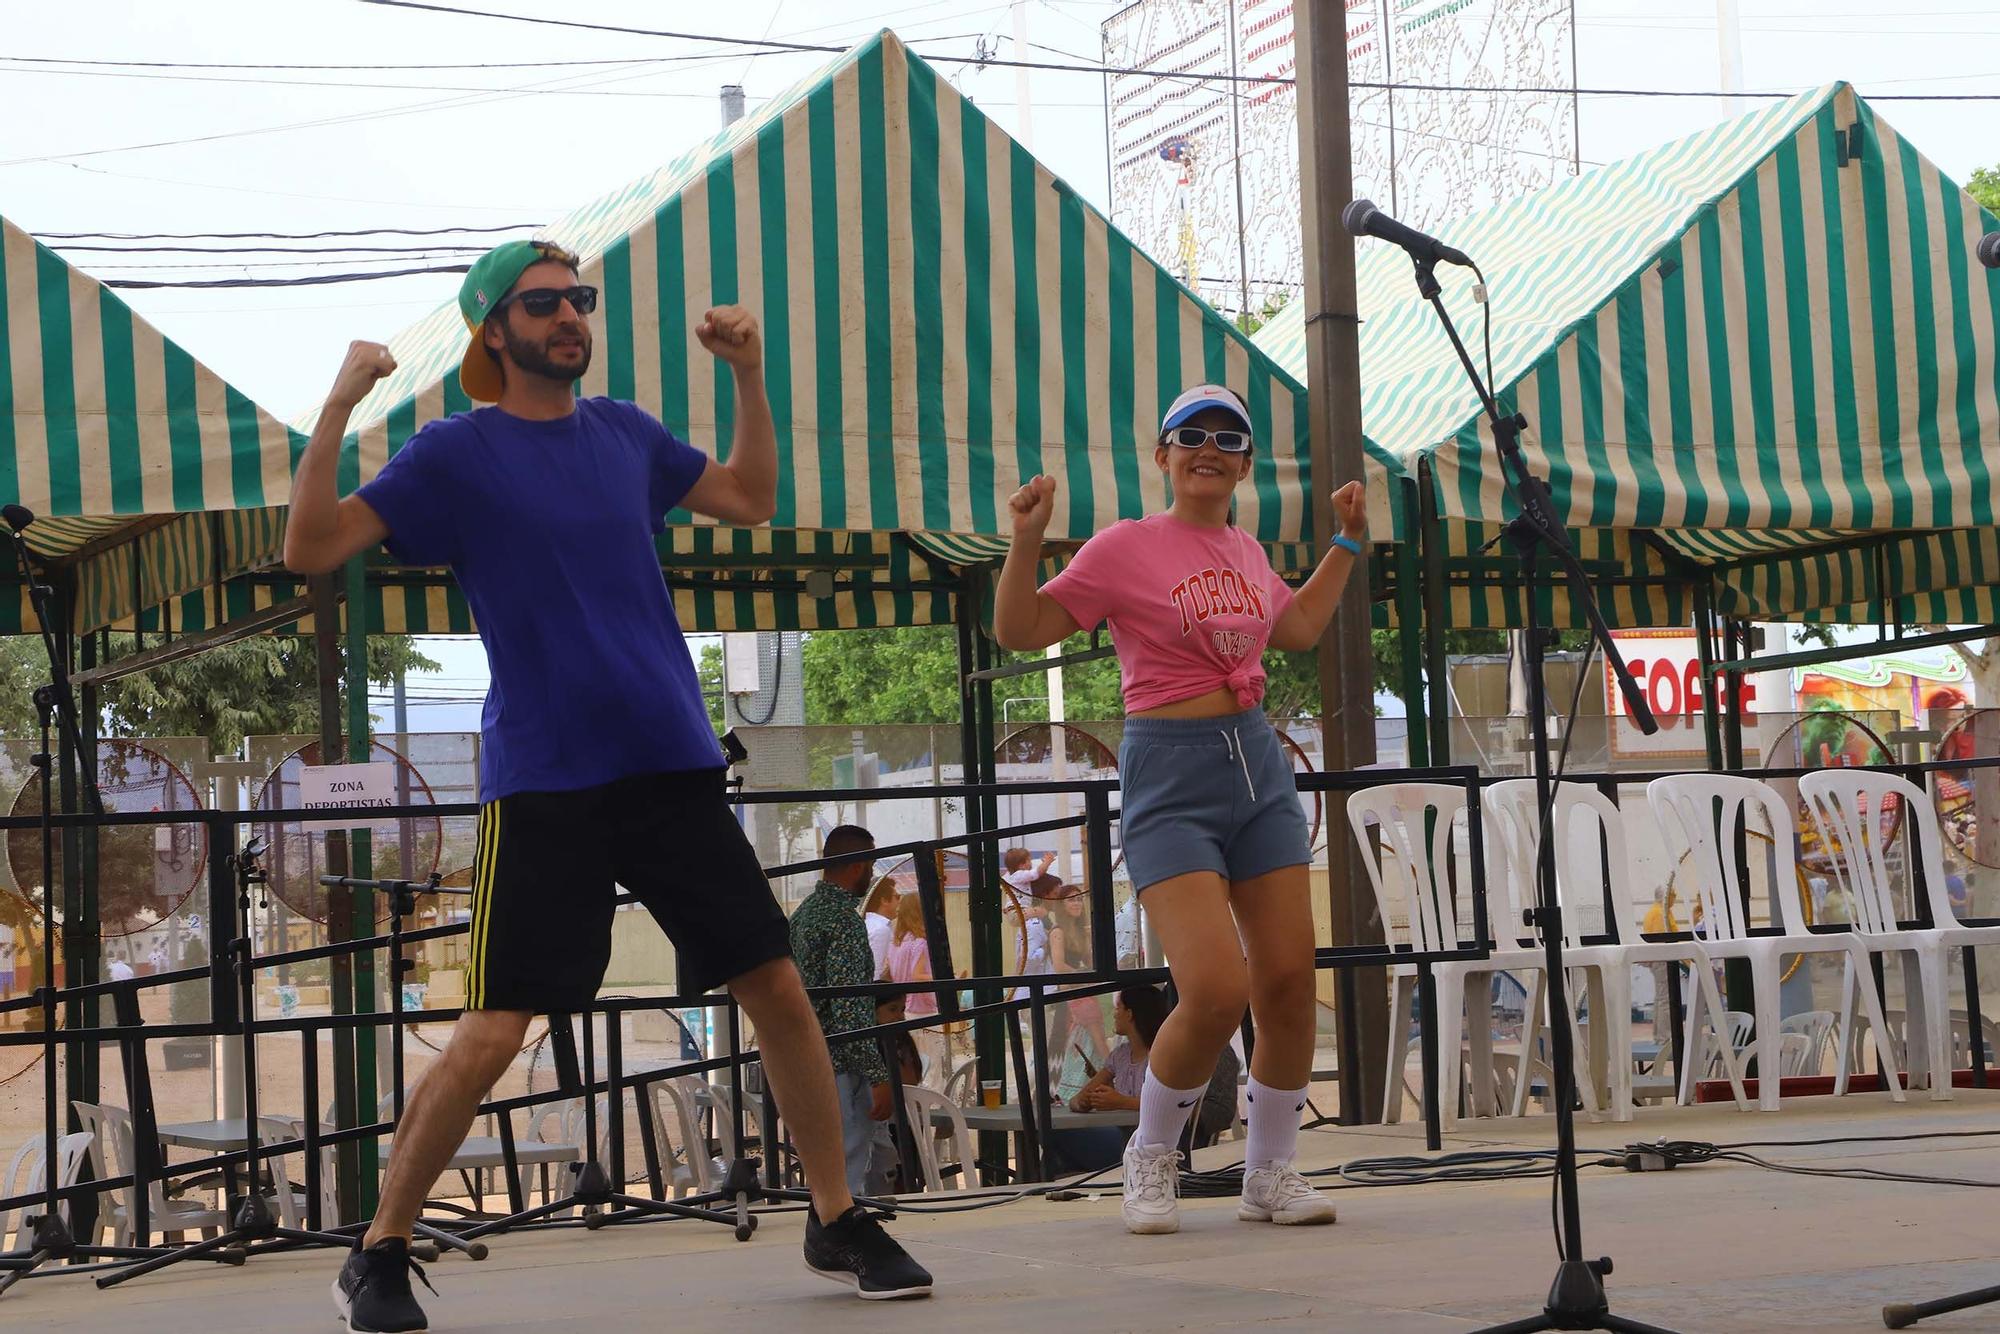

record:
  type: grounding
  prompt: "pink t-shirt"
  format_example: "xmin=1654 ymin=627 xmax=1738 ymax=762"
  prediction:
xmin=884 ymin=934 xmax=938 ymax=1017
xmin=1041 ymin=514 xmax=1294 ymax=714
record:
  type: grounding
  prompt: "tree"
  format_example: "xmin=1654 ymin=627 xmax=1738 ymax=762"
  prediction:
xmin=697 ymin=640 xmax=725 ymax=730
xmin=1234 ymin=289 xmax=1294 ymax=338
xmin=800 ymin=625 xmax=1124 ymax=725
xmin=1967 ymin=164 xmax=2000 ymax=214
xmin=0 ymin=634 xmax=439 ymax=755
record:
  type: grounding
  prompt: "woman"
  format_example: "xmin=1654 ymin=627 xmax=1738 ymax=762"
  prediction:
xmin=994 ymin=382 xmax=1366 ymax=1235
xmin=1048 ymin=985 xmax=1173 ymax=1173
xmin=881 ymin=892 xmax=947 ymax=1085
xmin=863 ymin=876 xmax=899 ymax=979
xmin=1046 ymin=890 xmax=1110 ymax=1066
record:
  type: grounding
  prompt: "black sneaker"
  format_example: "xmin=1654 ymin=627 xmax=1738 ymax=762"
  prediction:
xmin=332 ymin=1237 xmax=435 ymax=1333
xmin=803 ymin=1205 xmax=933 ymax=1300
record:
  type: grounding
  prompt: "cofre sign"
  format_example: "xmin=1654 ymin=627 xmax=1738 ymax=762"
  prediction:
xmin=1607 ymin=631 xmax=1788 ymax=760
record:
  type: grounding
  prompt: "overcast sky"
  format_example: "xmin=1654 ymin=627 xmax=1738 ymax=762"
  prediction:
xmin=5 ymin=0 xmax=1996 ymax=726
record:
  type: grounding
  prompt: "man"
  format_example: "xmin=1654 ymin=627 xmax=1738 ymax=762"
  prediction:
xmin=789 ymin=826 xmax=893 ymax=1199
xmin=285 ymin=240 xmax=931 ymax=1332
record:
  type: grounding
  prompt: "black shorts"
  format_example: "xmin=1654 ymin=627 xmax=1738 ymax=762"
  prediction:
xmin=464 ymin=768 xmax=792 ymax=1012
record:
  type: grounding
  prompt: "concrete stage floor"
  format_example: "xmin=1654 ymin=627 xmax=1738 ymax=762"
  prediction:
xmin=4 ymin=1090 xmax=1996 ymax=1332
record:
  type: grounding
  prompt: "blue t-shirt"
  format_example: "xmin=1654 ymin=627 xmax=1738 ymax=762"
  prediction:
xmin=355 ymin=397 xmax=722 ymax=799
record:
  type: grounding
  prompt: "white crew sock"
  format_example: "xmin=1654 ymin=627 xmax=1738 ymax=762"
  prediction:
xmin=1243 ymin=1076 xmax=1308 ymax=1171
xmin=1135 ymin=1068 xmax=1206 ymax=1151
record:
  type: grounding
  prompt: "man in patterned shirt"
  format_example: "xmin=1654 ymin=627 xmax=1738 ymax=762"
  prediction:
xmin=790 ymin=825 xmax=892 ymax=1195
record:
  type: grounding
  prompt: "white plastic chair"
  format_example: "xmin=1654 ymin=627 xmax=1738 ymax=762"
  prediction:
xmin=1686 ymin=1011 xmax=1755 ymax=1080
xmin=899 ymin=1085 xmax=975 ymax=1192
xmin=1463 ymin=780 xmax=1605 ymax=1121
xmin=706 ymin=1082 xmax=768 ymax=1162
xmin=942 ymin=1059 xmax=979 ymax=1109
xmin=1 ymin=1131 xmax=93 ymax=1252
xmin=1515 ymin=783 xmax=1751 ymax=1118
xmin=1349 ymin=781 xmax=1541 ymax=1129
xmin=1648 ymin=774 xmax=1904 ymax=1111
xmin=1802 ymin=768 xmax=2000 ymax=1098
xmin=645 ymin=1077 xmax=722 ymax=1199
xmin=71 ymin=1103 xmax=227 ymax=1246
xmin=276 ymin=1117 xmax=338 ymax=1228
xmin=1778 ymin=1010 xmax=1838 ymax=1078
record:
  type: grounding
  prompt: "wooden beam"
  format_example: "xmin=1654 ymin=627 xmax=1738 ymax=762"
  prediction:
xmin=70 ymin=596 xmax=312 ymax=687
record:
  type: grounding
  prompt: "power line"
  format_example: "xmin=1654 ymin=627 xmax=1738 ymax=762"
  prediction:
xmin=76 ymin=253 xmax=483 ymax=271
xmin=104 ymin=265 xmax=470 ymax=290
xmin=0 ymin=53 xmax=711 ymax=72
xmin=0 ymin=56 xmax=686 ymax=168
xmin=355 ymin=0 xmax=2000 ymax=101
xmin=51 ymin=241 xmax=490 ymax=255
xmin=49 ymin=160 xmax=550 ymax=213
xmin=37 ymin=223 xmax=537 ymax=241
xmin=0 ymin=63 xmax=780 ymax=99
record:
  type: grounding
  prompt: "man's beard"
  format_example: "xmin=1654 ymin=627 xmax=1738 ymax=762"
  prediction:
xmin=502 ymin=319 xmax=592 ymax=384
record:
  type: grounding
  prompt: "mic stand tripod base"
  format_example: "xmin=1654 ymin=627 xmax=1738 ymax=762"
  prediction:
xmin=1883 ymin=1277 xmax=2000 ymax=1328
xmin=589 ymin=1156 xmax=778 ymax=1243
xmin=1475 ymin=1259 xmax=1677 ymax=1333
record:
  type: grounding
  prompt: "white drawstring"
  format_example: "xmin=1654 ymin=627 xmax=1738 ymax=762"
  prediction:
xmin=1221 ymin=726 xmax=1257 ymax=803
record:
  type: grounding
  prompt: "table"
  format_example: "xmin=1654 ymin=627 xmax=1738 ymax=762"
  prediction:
xmin=928 ymin=1102 xmax=1141 ymax=1182
xmin=939 ymin=1103 xmax=1141 ymax=1135
xmin=155 ymin=1116 xmax=580 ymax=1218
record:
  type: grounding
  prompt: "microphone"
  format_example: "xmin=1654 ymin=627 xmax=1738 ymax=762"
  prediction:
xmin=1978 ymin=233 xmax=2000 ymax=270
xmin=0 ymin=505 xmax=31 ymax=534
xmin=1340 ymin=198 xmax=1473 ymax=268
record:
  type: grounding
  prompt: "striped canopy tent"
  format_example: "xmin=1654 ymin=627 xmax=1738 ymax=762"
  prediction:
xmin=289 ymin=27 xmax=1362 ymax=635
xmin=3 ymin=28 xmax=1371 ymax=646
xmin=1255 ymin=83 xmax=2000 ymax=632
xmin=0 ymin=214 xmax=303 ymax=636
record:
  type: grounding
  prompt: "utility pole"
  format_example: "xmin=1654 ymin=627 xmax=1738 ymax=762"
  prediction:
xmin=1716 ymin=0 xmax=1745 ymax=95
xmin=1294 ymin=2 xmax=1387 ymax=1123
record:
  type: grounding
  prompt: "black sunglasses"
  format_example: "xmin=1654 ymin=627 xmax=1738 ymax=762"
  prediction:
xmin=1163 ymin=425 xmax=1252 ymax=453
xmin=496 ymin=285 xmax=598 ymax=318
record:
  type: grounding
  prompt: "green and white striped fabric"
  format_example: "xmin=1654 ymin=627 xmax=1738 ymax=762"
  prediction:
xmin=6 ymin=29 xmax=1336 ymax=639
xmin=1256 ymin=83 xmax=2000 ymax=625
xmin=66 ymin=527 xmax=956 ymax=639
xmin=0 ymin=216 xmax=304 ymax=552
xmin=302 ymin=29 xmax=1325 ymax=627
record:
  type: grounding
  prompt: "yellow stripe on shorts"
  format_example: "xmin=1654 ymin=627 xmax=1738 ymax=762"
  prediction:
xmin=469 ymin=801 xmax=500 ymax=1009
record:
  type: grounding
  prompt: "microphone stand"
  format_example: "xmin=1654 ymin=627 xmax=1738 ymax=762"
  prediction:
xmin=0 ymin=511 xmax=148 ymax=1292
xmin=1398 ymin=255 xmax=1669 ymax=1334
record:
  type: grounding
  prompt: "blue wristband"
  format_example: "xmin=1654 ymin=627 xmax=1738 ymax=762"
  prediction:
xmin=1332 ymin=533 xmax=1363 ymax=556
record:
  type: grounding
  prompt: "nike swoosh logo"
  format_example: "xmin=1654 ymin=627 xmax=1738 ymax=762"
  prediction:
xmin=1177 ymin=1099 xmax=1197 ymax=1108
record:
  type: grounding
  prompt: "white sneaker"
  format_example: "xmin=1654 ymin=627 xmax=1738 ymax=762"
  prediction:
xmin=1121 ymin=1141 xmax=1181 ymax=1235
xmin=1238 ymin=1161 xmax=1337 ymax=1225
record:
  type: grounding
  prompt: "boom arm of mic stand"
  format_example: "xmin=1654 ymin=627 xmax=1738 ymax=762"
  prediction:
xmin=1410 ymin=265 xmax=1659 ymax=737
xmin=1493 ymin=423 xmax=1660 ymax=737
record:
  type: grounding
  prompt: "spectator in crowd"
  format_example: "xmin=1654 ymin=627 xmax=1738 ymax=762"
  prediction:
xmin=883 ymin=891 xmax=947 ymax=1084
xmin=1002 ymin=846 xmax=1055 ymax=897
xmin=863 ymin=876 xmax=899 ymax=978
xmin=1051 ymin=985 xmax=1248 ymax=1172
xmin=790 ymin=825 xmax=893 ymax=1197
xmin=1048 ymin=891 xmax=1110 ymax=1064
xmin=866 ymin=985 xmax=924 ymax=1196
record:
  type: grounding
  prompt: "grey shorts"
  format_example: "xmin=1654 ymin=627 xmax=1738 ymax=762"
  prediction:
xmin=1118 ymin=707 xmax=1312 ymax=894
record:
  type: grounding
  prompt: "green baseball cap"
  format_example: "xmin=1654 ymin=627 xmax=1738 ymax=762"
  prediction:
xmin=457 ymin=239 xmax=558 ymax=402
